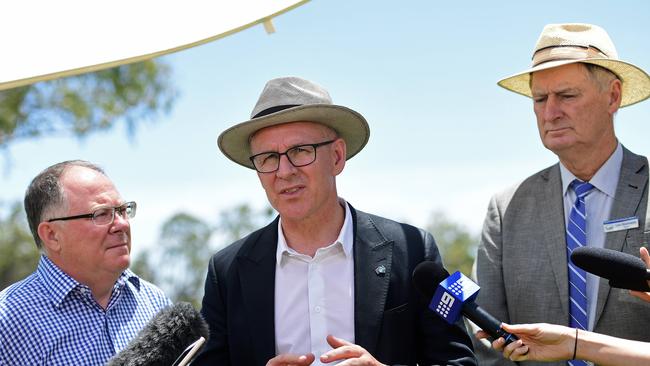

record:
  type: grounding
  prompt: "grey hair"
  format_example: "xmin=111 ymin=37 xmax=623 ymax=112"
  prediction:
xmin=248 ymin=122 xmax=340 ymax=147
xmin=529 ymin=63 xmax=619 ymax=91
xmin=583 ymin=63 xmax=619 ymax=91
xmin=24 ymin=160 xmax=105 ymax=249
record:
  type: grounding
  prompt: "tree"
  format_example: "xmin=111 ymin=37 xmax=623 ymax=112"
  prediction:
xmin=0 ymin=60 xmax=176 ymax=148
xmin=0 ymin=59 xmax=177 ymax=287
xmin=426 ymin=210 xmax=479 ymax=277
xmin=133 ymin=204 xmax=275 ymax=307
xmin=132 ymin=213 xmax=214 ymax=308
xmin=0 ymin=202 xmax=39 ymax=291
xmin=217 ymin=203 xmax=275 ymax=243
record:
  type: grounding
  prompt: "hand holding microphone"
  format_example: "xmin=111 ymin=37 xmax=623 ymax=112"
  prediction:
xmin=570 ymin=246 xmax=650 ymax=291
xmin=484 ymin=247 xmax=650 ymax=365
xmin=571 ymin=245 xmax=650 ymax=304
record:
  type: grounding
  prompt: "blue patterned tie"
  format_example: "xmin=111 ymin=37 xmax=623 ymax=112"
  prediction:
xmin=566 ymin=180 xmax=594 ymax=366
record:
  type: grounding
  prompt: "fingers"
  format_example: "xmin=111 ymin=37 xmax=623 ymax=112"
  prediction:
xmin=492 ymin=334 xmax=529 ymax=362
xmin=507 ymin=341 xmax=530 ymax=361
xmin=500 ymin=322 xmax=533 ymax=334
xmin=320 ymin=345 xmax=361 ymax=363
xmin=640 ymin=247 xmax=650 ymax=268
xmin=321 ymin=335 xmax=383 ymax=365
xmin=326 ymin=334 xmax=352 ymax=348
xmin=475 ymin=330 xmax=490 ymax=340
xmin=267 ymin=353 xmax=315 ymax=366
xmin=301 ymin=354 xmax=316 ymax=365
xmin=629 ymin=289 xmax=650 ymax=303
xmin=491 ymin=336 xmax=506 ymax=351
xmin=322 ymin=335 xmax=359 ymax=362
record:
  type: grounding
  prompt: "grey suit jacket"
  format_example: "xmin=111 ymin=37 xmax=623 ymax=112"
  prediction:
xmin=474 ymin=146 xmax=650 ymax=366
xmin=194 ymin=205 xmax=477 ymax=366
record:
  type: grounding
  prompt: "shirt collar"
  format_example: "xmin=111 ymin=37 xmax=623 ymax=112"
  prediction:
xmin=120 ymin=269 xmax=141 ymax=291
xmin=37 ymin=255 xmax=141 ymax=307
xmin=560 ymin=142 xmax=622 ymax=198
xmin=276 ymin=198 xmax=354 ymax=263
xmin=37 ymin=255 xmax=79 ymax=307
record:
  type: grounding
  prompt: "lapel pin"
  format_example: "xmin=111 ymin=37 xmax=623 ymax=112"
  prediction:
xmin=375 ymin=265 xmax=386 ymax=276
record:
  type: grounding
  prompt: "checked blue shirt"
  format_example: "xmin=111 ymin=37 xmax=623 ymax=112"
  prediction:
xmin=0 ymin=255 xmax=171 ymax=365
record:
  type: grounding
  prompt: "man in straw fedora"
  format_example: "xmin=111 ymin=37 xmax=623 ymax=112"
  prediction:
xmin=474 ymin=23 xmax=650 ymax=366
xmin=193 ymin=77 xmax=477 ymax=366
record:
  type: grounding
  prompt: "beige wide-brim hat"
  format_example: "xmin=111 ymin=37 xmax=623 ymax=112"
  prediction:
xmin=218 ymin=76 xmax=370 ymax=169
xmin=498 ymin=23 xmax=650 ymax=107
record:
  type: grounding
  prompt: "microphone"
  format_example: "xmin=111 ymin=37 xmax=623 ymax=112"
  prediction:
xmin=412 ymin=262 xmax=518 ymax=345
xmin=107 ymin=302 xmax=210 ymax=366
xmin=571 ymin=246 xmax=650 ymax=292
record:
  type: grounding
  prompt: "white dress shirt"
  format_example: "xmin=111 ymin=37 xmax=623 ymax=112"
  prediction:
xmin=560 ymin=142 xmax=622 ymax=331
xmin=274 ymin=200 xmax=355 ymax=365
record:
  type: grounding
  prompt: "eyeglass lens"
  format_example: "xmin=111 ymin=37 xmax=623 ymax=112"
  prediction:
xmin=254 ymin=145 xmax=316 ymax=173
xmin=93 ymin=202 xmax=136 ymax=225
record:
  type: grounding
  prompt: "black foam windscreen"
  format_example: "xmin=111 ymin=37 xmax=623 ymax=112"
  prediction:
xmin=412 ymin=261 xmax=450 ymax=298
xmin=107 ymin=302 xmax=210 ymax=366
xmin=571 ymin=246 xmax=650 ymax=292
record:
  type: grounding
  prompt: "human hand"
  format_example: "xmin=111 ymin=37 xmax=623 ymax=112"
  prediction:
xmin=629 ymin=247 xmax=650 ymax=302
xmin=319 ymin=335 xmax=386 ymax=365
xmin=476 ymin=323 xmax=574 ymax=362
xmin=266 ymin=353 xmax=315 ymax=366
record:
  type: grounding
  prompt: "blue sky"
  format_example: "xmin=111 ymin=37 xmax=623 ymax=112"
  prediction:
xmin=2 ymin=0 xmax=649 ymax=255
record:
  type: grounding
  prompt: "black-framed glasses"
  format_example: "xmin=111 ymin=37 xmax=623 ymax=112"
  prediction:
xmin=47 ymin=201 xmax=137 ymax=226
xmin=249 ymin=139 xmax=336 ymax=173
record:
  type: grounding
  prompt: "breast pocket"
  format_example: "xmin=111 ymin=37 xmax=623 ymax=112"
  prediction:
xmin=378 ymin=302 xmax=413 ymax=364
xmin=384 ymin=302 xmax=409 ymax=315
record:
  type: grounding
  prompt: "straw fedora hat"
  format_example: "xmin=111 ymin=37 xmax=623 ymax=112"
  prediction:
xmin=217 ymin=76 xmax=370 ymax=169
xmin=498 ymin=23 xmax=650 ymax=107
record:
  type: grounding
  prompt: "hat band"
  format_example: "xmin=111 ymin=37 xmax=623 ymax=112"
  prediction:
xmin=531 ymin=45 xmax=609 ymax=67
xmin=252 ymin=104 xmax=300 ymax=119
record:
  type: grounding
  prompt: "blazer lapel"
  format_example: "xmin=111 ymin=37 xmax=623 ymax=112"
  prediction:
xmin=236 ymin=219 xmax=279 ymax=364
xmin=352 ymin=208 xmax=393 ymax=357
xmin=602 ymin=147 xmax=647 ymax=253
xmin=537 ymin=165 xmax=571 ymax=316
xmin=595 ymin=147 xmax=649 ymax=323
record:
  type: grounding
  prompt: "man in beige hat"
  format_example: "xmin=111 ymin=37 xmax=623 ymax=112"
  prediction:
xmin=193 ymin=77 xmax=477 ymax=366
xmin=474 ymin=23 xmax=650 ymax=366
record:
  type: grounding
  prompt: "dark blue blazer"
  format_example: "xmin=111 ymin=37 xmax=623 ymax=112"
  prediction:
xmin=194 ymin=206 xmax=476 ymax=366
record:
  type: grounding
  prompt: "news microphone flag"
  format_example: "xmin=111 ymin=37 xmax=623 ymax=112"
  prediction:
xmin=430 ymin=271 xmax=480 ymax=324
xmin=413 ymin=262 xmax=518 ymax=344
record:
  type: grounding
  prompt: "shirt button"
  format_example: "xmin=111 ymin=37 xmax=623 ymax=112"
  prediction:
xmin=315 ymin=306 xmax=322 ymax=313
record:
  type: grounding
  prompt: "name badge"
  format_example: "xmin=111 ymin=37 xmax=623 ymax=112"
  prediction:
xmin=603 ymin=217 xmax=639 ymax=233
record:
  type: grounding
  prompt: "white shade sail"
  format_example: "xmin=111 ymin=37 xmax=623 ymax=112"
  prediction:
xmin=0 ymin=0 xmax=309 ymax=90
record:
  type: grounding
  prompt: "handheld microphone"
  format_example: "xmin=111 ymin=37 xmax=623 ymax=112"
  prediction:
xmin=107 ymin=302 xmax=210 ymax=366
xmin=412 ymin=262 xmax=518 ymax=345
xmin=571 ymin=246 xmax=650 ymax=292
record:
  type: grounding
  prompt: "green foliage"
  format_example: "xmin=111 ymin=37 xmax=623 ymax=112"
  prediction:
xmin=217 ymin=204 xmax=275 ymax=243
xmin=0 ymin=202 xmax=39 ymax=291
xmin=133 ymin=213 xmax=213 ymax=309
xmin=0 ymin=60 xmax=176 ymax=148
xmin=426 ymin=210 xmax=479 ymax=277
xmin=133 ymin=204 xmax=275 ymax=307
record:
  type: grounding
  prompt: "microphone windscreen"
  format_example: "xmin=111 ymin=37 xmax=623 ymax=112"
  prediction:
xmin=608 ymin=278 xmax=650 ymax=292
xmin=107 ymin=302 xmax=210 ymax=366
xmin=571 ymin=246 xmax=650 ymax=291
xmin=412 ymin=261 xmax=450 ymax=298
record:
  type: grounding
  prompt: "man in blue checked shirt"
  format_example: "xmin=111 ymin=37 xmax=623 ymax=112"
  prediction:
xmin=0 ymin=160 xmax=171 ymax=365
